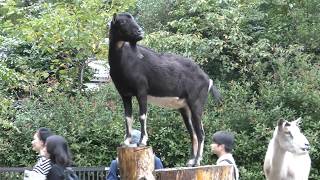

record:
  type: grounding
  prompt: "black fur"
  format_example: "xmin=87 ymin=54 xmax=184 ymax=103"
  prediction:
xmin=108 ymin=12 xmax=222 ymax=166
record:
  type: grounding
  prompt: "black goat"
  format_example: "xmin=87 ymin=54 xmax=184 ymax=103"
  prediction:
xmin=108 ymin=13 xmax=222 ymax=166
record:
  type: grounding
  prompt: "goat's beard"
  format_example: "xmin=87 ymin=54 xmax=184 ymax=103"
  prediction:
xmin=129 ymin=41 xmax=137 ymax=46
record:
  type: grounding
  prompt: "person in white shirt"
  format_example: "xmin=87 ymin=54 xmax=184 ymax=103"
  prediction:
xmin=25 ymin=128 xmax=53 ymax=180
xmin=210 ymin=131 xmax=239 ymax=180
xmin=31 ymin=128 xmax=53 ymax=175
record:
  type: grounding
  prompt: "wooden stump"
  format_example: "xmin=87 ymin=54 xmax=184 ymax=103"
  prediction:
xmin=154 ymin=165 xmax=234 ymax=180
xmin=117 ymin=146 xmax=155 ymax=180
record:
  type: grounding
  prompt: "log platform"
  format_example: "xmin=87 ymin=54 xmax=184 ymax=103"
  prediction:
xmin=117 ymin=146 xmax=155 ymax=180
xmin=154 ymin=165 xmax=234 ymax=180
xmin=117 ymin=146 xmax=234 ymax=180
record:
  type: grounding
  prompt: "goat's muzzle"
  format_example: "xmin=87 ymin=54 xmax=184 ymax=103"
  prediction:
xmin=301 ymin=143 xmax=310 ymax=152
xmin=134 ymin=29 xmax=144 ymax=41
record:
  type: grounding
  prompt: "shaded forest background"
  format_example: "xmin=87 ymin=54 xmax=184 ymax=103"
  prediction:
xmin=0 ymin=0 xmax=319 ymax=179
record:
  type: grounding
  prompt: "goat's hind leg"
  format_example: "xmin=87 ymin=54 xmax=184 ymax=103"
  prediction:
xmin=179 ymin=107 xmax=198 ymax=167
xmin=191 ymin=110 xmax=205 ymax=167
xmin=188 ymin=92 xmax=207 ymax=166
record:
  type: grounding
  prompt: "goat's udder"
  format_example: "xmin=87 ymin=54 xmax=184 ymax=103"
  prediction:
xmin=147 ymin=96 xmax=187 ymax=109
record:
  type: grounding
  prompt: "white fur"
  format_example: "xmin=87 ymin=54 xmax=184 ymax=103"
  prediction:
xmin=264 ymin=118 xmax=311 ymax=180
xmin=147 ymin=96 xmax=187 ymax=109
xmin=185 ymin=106 xmax=198 ymax=166
xmin=208 ymin=79 xmax=213 ymax=92
xmin=140 ymin=114 xmax=148 ymax=146
xmin=124 ymin=116 xmax=134 ymax=146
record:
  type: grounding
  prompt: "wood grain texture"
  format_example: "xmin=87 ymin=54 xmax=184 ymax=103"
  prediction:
xmin=154 ymin=165 xmax=234 ymax=180
xmin=117 ymin=146 xmax=155 ymax=180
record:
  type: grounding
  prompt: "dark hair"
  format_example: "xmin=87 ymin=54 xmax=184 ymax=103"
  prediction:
xmin=212 ymin=131 xmax=235 ymax=153
xmin=46 ymin=135 xmax=72 ymax=167
xmin=37 ymin=127 xmax=53 ymax=143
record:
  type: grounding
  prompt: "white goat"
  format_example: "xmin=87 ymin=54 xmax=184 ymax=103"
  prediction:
xmin=264 ymin=117 xmax=311 ymax=180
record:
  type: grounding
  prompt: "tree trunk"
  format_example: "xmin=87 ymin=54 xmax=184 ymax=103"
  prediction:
xmin=117 ymin=146 xmax=155 ymax=180
xmin=154 ymin=165 xmax=234 ymax=180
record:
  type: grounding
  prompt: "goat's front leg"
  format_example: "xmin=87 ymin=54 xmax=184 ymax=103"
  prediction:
xmin=137 ymin=95 xmax=148 ymax=146
xmin=122 ymin=96 xmax=134 ymax=146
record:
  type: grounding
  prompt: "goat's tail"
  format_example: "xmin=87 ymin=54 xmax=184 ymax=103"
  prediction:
xmin=208 ymin=79 xmax=223 ymax=104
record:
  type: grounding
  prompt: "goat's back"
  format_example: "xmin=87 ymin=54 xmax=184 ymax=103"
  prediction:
xmin=111 ymin=43 xmax=210 ymax=97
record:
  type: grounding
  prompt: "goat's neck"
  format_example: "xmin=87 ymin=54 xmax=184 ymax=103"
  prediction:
xmin=271 ymin=137 xmax=287 ymax=174
xmin=109 ymin=36 xmax=124 ymax=51
xmin=108 ymin=34 xmax=125 ymax=67
xmin=109 ymin=35 xmax=142 ymax=60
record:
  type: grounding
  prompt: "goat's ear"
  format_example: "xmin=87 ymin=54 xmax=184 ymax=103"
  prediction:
xmin=277 ymin=118 xmax=286 ymax=130
xmin=112 ymin=13 xmax=117 ymax=24
xmin=278 ymin=118 xmax=284 ymax=127
xmin=293 ymin=117 xmax=302 ymax=126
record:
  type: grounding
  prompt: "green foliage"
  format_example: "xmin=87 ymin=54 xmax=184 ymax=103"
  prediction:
xmin=0 ymin=62 xmax=18 ymax=87
xmin=141 ymin=0 xmax=255 ymax=80
xmin=1 ymin=0 xmax=320 ymax=179
xmin=0 ymin=85 xmax=124 ymax=166
xmin=240 ymin=0 xmax=320 ymax=50
xmin=147 ymin=106 xmax=190 ymax=167
xmin=143 ymin=31 xmax=214 ymax=65
xmin=0 ymin=0 xmax=136 ymax=96
xmin=135 ymin=0 xmax=174 ymax=33
xmin=139 ymin=1 xmax=320 ymax=178
xmin=14 ymin=1 xmax=110 ymax=92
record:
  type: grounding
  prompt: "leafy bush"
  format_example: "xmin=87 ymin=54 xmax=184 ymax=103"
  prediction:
xmin=1 ymin=1 xmax=320 ymax=179
xmin=0 ymin=84 xmax=123 ymax=166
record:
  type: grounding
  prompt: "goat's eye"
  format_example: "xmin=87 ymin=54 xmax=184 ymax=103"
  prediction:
xmin=284 ymin=122 xmax=291 ymax=127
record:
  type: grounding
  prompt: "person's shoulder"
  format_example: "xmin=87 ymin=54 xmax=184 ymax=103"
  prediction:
xmin=47 ymin=164 xmax=65 ymax=180
xmin=38 ymin=156 xmax=51 ymax=164
xmin=49 ymin=164 xmax=65 ymax=174
xmin=154 ymin=156 xmax=160 ymax=160
xmin=217 ymin=160 xmax=232 ymax=166
xmin=110 ymin=159 xmax=118 ymax=165
xmin=154 ymin=155 xmax=164 ymax=169
xmin=154 ymin=156 xmax=162 ymax=162
xmin=217 ymin=153 xmax=236 ymax=164
xmin=109 ymin=159 xmax=118 ymax=169
xmin=32 ymin=156 xmax=51 ymax=175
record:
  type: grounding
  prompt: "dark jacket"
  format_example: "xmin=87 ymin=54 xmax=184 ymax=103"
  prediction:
xmin=47 ymin=164 xmax=65 ymax=180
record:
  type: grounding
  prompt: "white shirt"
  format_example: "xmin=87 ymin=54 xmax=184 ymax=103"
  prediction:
xmin=216 ymin=153 xmax=239 ymax=180
xmin=32 ymin=156 xmax=52 ymax=175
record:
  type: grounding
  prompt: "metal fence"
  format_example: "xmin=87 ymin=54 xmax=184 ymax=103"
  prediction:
xmin=0 ymin=166 xmax=109 ymax=180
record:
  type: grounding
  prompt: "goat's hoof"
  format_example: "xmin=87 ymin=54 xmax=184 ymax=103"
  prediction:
xmin=186 ymin=163 xmax=194 ymax=167
xmin=193 ymin=163 xmax=200 ymax=167
xmin=123 ymin=139 xmax=131 ymax=146
xmin=187 ymin=159 xmax=196 ymax=167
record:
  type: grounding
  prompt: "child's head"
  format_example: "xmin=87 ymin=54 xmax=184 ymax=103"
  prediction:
xmin=130 ymin=129 xmax=141 ymax=145
xmin=123 ymin=129 xmax=141 ymax=147
xmin=211 ymin=131 xmax=235 ymax=156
